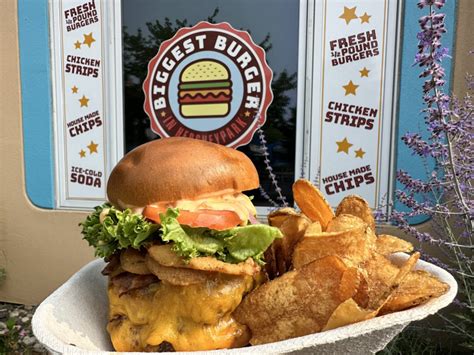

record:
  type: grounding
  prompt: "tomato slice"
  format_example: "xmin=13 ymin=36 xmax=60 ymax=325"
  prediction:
xmin=143 ymin=206 xmax=242 ymax=230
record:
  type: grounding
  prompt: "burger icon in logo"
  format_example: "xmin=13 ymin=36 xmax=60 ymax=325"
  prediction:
xmin=178 ymin=59 xmax=232 ymax=119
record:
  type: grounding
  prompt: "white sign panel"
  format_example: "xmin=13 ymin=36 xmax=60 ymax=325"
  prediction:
xmin=310 ymin=0 xmax=398 ymax=209
xmin=51 ymin=0 xmax=107 ymax=208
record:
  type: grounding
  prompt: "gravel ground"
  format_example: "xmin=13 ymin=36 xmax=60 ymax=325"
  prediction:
xmin=0 ymin=302 xmax=46 ymax=354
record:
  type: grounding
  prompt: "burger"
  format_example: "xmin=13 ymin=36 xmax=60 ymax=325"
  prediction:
xmin=80 ymin=137 xmax=282 ymax=352
xmin=178 ymin=59 xmax=232 ymax=118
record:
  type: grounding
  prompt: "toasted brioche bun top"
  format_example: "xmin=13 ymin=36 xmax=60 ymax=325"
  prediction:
xmin=181 ymin=60 xmax=230 ymax=82
xmin=107 ymin=137 xmax=259 ymax=208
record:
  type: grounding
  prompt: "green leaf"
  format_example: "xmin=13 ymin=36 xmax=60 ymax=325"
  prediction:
xmin=223 ymin=224 xmax=282 ymax=264
xmin=451 ymin=312 xmax=472 ymax=322
xmin=80 ymin=206 xmax=282 ymax=263
xmin=160 ymin=208 xmax=225 ymax=258
xmin=79 ymin=203 xmax=159 ymax=258
xmin=159 ymin=208 xmax=282 ymax=264
xmin=6 ymin=319 xmax=15 ymax=331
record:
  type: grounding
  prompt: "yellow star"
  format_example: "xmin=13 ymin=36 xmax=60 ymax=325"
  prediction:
xmin=79 ymin=149 xmax=86 ymax=158
xmin=359 ymin=67 xmax=370 ymax=77
xmin=339 ymin=6 xmax=358 ymax=25
xmin=360 ymin=12 xmax=371 ymax=24
xmin=83 ymin=32 xmax=96 ymax=48
xmin=355 ymin=148 xmax=366 ymax=158
xmin=244 ymin=111 xmax=251 ymax=117
xmin=79 ymin=95 xmax=89 ymax=107
xmin=336 ymin=138 xmax=353 ymax=154
xmin=71 ymin=86 xmax=78 ymax=94
xmin=343 ymin=80 xmax=359 ymax=96
xmin=74 ymin=40 xmax=81 ymax=49
xmin=160 ymin=111 xmax=166 ymax=117
xmin=87 ymin=141 xmax=99 ymax=154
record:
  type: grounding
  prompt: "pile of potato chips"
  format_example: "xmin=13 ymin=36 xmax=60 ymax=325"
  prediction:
xmin=233 ymin=179 xmax=449 ymax=345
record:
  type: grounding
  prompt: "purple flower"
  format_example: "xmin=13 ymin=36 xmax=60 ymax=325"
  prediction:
xmin=418 ymin=0 xmax=446 ymax=10
xmin=393 ymin=1 xmax=473 ymax=327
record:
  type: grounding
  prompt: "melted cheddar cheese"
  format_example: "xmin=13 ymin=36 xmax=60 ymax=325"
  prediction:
xmin=107 ymin=274 xmax=254 ymax=351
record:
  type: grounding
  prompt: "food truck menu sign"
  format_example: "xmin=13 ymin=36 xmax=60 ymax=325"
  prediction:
xmin=143 ymin=22 xmax=273 ymax=148
xmin=316 ymin=1 xmax=391 ymax=208
xmin=56 ymin=0 xmax=106 ymax=204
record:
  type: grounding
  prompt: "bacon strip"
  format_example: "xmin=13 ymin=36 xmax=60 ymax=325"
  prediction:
xmin=110 ymin=272 xmax=159 ymax=296
xmin=179 ymin=88 xmax=232 ymax=98
xmin=178 ymin=92 xmax=231 ymax=104
xmin=102 ymin=254 xmax=120 ymax=275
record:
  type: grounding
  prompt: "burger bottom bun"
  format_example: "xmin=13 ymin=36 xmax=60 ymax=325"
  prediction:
xmin=181 ymin=103 xmax=230 ymax=118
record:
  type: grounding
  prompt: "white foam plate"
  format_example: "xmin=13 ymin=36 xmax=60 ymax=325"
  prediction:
xmin=32 ymin=253 xmax=457 ymax=354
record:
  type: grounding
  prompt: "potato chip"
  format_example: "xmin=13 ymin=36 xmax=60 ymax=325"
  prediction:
xmin=147 ymin=244 xmax=260 ymax=276
xmin=271 ymin=238 xmax=287 ymax=278
xmin=364 ymin=226 xmax=378 ymax=251
xmin=362 ymin=252 xmax=400 ymax=309
xmin=305 ymin=221 xmax=322 ymax=235
xmin=380 ymin=270 xmax=449 ymax=314
xmin=234 ymin=256 xmax=357 ymax=345
xmin=352 ymin=273 xmax=370 ymax=309
xmin=189 ymin=256 xmax=260 ymax=276
xmin=322 ymin=298 xmax=377 ymax=331
xmin=266 ymin=210 xmax=311 ymax=278
xmin=147 ymin=244 xmax=183 ymax=266
xmin=338 ymin=267 xmax=362 ymax=301
xmin=326 ymin=214 xmax=366 ymax=233
xmin=263 ymin=233 xmax=286 ymax=279
xmin=268 ymin=207 xmax=300 ymax=228
xmin=361 ymin=252 xmax=421 ymax=309
xmin=371 ymin=252 xmax=420 ymax=311
xmin=376 ymin=234 xmax=414 ymax=255
xmin=326 ymin=214 xmax=377 ymax=251
xmin=277 ymin=214 xmax=311 ymax=271
xmin=293 ymin=179 xmax=335 ymax=229
xmin=120 ymin=248 xmax=150 ymax=275
xmin=391 ymin=252 xmax=420 ymax=286
xmin=263 ymin=244 xmax=278 ymax=280
xmin=145 ymin=255 xmax=213 ymax=286
xmin=293 ymin=225 xmax=371 ymax=269
xmin=324 ymin=253 xmax=421 ymax=330
xmin=336 ymin=195 xmax=375 ymax=232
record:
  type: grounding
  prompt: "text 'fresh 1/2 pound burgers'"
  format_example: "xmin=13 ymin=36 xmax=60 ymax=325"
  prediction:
xmin=80 ymin=137 xmax=282 ymax=352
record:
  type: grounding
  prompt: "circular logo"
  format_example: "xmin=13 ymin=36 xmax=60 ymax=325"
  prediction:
xmin=143 ymin=22 xmax=273 ymax=148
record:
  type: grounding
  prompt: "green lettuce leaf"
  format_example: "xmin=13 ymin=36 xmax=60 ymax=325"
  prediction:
xmin=223 ymin=225 xmax=282 ymax=263
xmin=159 ymin=208 xmax=282 ymax=265
xmin=80 ymin=205 xmax=282 ymax=264
xmin=80 ymin=203 xmax=159 ymax=258
xmin=160 ymin=208 xmax=225 ymax=258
